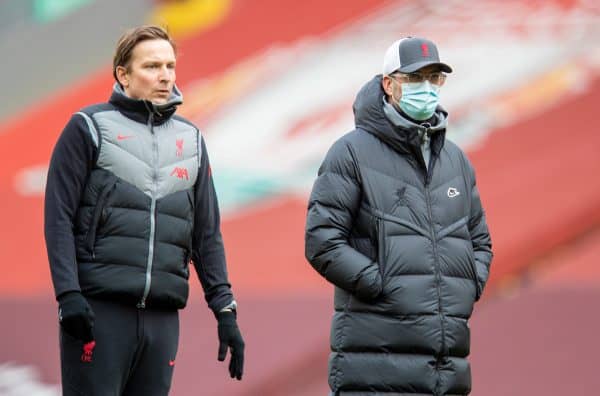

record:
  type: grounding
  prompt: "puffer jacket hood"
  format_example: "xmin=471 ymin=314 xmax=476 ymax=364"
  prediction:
xmin=353 ymin=75 xmax=447 ymax=157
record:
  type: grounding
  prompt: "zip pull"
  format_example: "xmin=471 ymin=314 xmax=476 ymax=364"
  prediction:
xmin=420 ymin=122 xmax=431 ymax=145
xmin=147 ymin=113 xmax=154 ymax=130
xmin=144 ymin=101 xmax=155 ymax=129
xmin=420 ymin=122 xmax=433 ymax=185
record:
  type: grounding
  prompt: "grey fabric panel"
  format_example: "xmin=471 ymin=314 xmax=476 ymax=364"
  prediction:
xmin=157 ymin=156 xmax=198 ymax=198
xmin=154 ymin=118 xmax=201 ymax=167
xmin=75 ymin=112 xmax=99 ymax=147
xmin=93 ymin=111 xmax=199 ymax=199
xmin=154 ymin=118 xmax=200 ymax=198
xmin=94 ymin=110 xmax=154 ymax=195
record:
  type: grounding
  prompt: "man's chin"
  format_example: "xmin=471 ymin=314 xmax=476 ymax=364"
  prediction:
xmin=152 ymin=97 xmax=169 ymax=105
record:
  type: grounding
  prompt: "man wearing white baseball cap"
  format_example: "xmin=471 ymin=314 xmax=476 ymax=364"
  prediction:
xmin=305 ymin=36 xmax=492 ymax=395
xmin=382 ymin=36 xmax=452 ymax=123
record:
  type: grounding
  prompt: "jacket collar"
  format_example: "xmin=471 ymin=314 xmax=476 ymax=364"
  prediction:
xmin=108 ymin=83 xmax=183 ymax=125
xmin=353 ymin=75 xmax=447 ymax=157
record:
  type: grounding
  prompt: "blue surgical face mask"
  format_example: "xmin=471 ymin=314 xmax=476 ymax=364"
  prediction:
xmin=393 ymin=81 xmax=440 ymax=121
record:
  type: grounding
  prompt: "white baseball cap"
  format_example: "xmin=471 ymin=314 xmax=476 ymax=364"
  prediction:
xmin=383 ymin=37 xmax=452 ymax=75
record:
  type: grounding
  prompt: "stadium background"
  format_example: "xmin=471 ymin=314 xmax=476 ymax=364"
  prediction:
xmin=0 ymin=0 xmax=599 ymax=395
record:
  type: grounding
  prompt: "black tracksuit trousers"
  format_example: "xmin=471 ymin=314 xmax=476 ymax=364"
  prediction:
xmin=60 ymin=298 xmax=179 ymax=396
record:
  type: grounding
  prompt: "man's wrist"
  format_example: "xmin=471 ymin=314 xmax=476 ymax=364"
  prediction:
xmin=57 ymin=290 xmax=83 ymax=304
xmin=219 ymin=300 xmax=238 ymax=313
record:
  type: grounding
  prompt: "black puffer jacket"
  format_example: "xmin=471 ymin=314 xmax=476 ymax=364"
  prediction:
xmin=305 ymin=76 xmax=492 ymax=395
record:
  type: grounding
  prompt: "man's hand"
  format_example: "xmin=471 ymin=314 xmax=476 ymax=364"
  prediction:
xmin=217 ymin=311 xmax=245 ymax=380
xmin=58 ymin=291 xmax=95 ymax=342
xmin=355 ymin=264 xmax=383 ymax=302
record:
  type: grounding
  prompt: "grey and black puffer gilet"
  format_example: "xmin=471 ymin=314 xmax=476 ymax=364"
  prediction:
xmin=74 ymin=85 xmax=200 ymax=309
xmin=305 ymin=76 xmax=492 ymax=395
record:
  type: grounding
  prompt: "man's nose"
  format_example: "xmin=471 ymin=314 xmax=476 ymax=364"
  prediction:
xmin=159 ymin=66 xmax=173 ymax=81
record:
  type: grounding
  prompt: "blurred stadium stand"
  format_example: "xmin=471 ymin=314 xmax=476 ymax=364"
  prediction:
xmin=0 ymin=0 xmax=151 ymax=122
xmin=0 ymin=0 xmax=599 ymax=395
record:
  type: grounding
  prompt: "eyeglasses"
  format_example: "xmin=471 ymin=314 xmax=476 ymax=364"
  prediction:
xmin=390 ymin=72 xmax=447 ymax=86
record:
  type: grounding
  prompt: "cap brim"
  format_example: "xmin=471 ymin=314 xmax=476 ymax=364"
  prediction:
xmin=399 ymin=61 xmax=452 ymax=73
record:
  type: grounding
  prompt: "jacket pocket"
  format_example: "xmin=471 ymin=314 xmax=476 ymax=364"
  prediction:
xmin=468 ymin=248 xmax=482 ymax=301
xmin=376 ymin=217 xmax=387 ymax=278
xmin=85 ymin=180 xmax=118 ymax=258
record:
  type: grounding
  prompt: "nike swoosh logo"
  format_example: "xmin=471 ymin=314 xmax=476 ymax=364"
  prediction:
xmin=117 ymin=134 xmax=134 ymax=140
xmin=447 ymin=187 xmax=460 ymax=198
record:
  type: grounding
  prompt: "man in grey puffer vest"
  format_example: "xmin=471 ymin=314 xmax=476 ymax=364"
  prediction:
xmin=45 ymin=26 xmax=244 ymax=395
xmin=305 ymin=37 xmax=493 ymax=395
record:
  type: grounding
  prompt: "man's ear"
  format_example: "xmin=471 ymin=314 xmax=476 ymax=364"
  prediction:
xmin=116 ymin=66 xmax=129 ymax=88
xmin=381 ymin=75 xmax=394 ymax=96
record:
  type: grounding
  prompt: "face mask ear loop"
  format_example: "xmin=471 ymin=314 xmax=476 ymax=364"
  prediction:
xmin=388 ymin=76 xmax=402 ymax=105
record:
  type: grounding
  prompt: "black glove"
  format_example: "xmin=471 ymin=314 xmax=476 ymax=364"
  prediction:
xmin=58 ymin=291 xmax=95 ymax=342
xmin=217 ymin=311 xmax=245 ymax=380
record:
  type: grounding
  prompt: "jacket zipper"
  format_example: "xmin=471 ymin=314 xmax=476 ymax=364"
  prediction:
xmin=421 ymin=125 xmax=445 ymax=394
xmin=138 ymin=110 xmax=158 ymax=309
xmin=426 ymin=184 xmax=445 ymax=390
